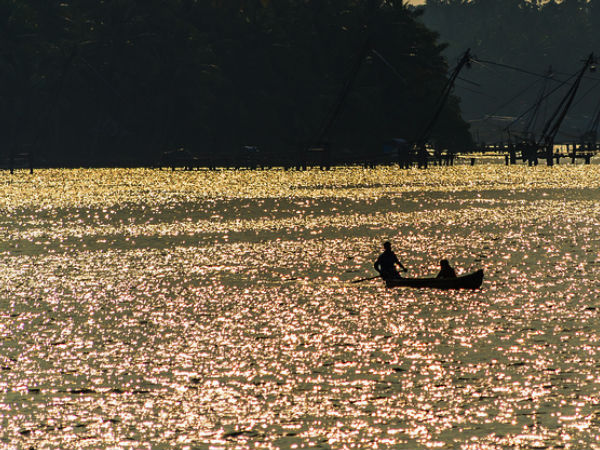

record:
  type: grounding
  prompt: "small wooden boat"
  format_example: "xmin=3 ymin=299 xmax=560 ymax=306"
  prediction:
xmin=385 ymin=269 xmax=484 ymax=290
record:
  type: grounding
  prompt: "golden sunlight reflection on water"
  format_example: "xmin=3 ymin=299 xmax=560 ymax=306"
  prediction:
xmin=1 ymin=166 xmax=600 ymax=449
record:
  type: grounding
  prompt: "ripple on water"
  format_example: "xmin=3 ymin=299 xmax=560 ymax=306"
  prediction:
xmin=1 ymin=166 xmax=600 ymax=449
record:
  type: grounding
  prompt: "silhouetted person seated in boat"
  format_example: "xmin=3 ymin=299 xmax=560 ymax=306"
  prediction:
xmin=374 ymin=241 xmax=407 ymax=279
xmin=436 ymin=259 xmax=457 ymax=279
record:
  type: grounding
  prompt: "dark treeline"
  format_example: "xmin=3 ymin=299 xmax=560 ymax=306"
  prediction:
xmin=419 ymin=0 xmax=600 ymax=144
xmin=0 ymin=0 xmax=472 ymax=167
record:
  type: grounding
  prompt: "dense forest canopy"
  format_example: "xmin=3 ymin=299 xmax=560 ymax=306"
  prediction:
xmin=419 ymin=0 xmax=600 ymax=144
xmin=0 ymin=0 xmax=472 ymax=166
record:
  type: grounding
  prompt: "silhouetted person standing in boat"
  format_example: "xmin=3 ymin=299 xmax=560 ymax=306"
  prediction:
xmin=436 ymin=259 xmax=457 ymax=279
xmin=374 ymin=241 xmax=407 ymax=279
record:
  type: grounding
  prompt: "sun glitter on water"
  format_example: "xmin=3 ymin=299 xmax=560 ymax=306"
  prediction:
xmin=1 ymin=165 xmax=600 ymax=449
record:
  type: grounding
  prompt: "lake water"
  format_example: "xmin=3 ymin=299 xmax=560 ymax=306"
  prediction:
xmin=2 ymin=165 xmax=600 ymax=449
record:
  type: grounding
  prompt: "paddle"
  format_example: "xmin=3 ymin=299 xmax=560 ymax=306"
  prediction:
xmin=351 ymin=267 xmax=408 ymax=283
xmin=351 ymin=275 xmax=381 ymax=283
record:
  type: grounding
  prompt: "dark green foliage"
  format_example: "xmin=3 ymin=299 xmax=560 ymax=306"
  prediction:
xmin=0 ymin=0 xmax=472 ymax=165
xmin=420 ymin=0 xmax=600 ymax=144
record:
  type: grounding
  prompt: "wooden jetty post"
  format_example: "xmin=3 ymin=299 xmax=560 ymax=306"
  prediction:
xmin=9 ymin=148 xmax=34 ymax=174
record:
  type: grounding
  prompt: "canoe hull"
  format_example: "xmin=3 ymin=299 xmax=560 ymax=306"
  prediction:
xmin=385 ymin=269 xmax=484 ymax=290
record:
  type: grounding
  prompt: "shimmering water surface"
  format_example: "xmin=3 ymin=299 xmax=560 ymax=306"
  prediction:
xmin=2 ymin=166 xmax=600 ymax=449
